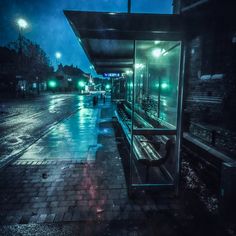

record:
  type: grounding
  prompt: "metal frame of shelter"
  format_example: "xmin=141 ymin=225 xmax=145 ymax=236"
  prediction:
xmin=64 ymin=11 xmax=185 ymax=194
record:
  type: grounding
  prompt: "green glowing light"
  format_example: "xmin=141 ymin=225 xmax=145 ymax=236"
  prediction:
xmin=48 ymin=80 xmax=56 ymax=88
xmin=105 ymin=84 xmax=110 ymax=89
xmin=152 ymin=48 xmax=162 ymax=58
xmin=78 ymin=81 xmax=85 ymax=87
xmin=152 ymin=48 xmax=166 ymax=58
xmin=161 ymin=82 xmax=168 ymax=89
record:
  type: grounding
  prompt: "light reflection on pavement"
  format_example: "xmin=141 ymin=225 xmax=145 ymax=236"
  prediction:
xmin=0 ymin=94 xmax=92 ymax=165
xmin=19 ymin=108 xmax=100 ymax=162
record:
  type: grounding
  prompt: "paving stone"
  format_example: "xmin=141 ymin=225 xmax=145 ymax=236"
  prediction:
xmin=44 ymin=213 xmax=56 ymax=223
xmin=72 ymin=211 xmax=81 ymax=221
xmin=63 ymin=212 xmax=73 ymax=222
xmin=28 ymin=215 xmax=39 ymax=223
xmin=37 ymin=214 xmax=47 ymax=223
xmin=53 ymin=212 xmax=64 ymax=222
xmin=0 ymin=102 xmax=183 ymax=226
xmin=32 ymin=202 xmax=48 ymax=208
xmin=19 ymin=214 xmax=31 ymax=224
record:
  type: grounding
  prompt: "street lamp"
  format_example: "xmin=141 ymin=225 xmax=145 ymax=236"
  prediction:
xmin=17 ymin=18 xmax=28 ymax=54
xmin=17 ymin=18 xmax=28 ymax=29
xmin=55 ymin=52 xmax=62 ymax=70
xmin=55 ymin=52 xmax=62 ymax=59
xmin=78 ymin=81 xmax=85 ymax=88
xmin=48 ymin=80 xmax=57 ymax=89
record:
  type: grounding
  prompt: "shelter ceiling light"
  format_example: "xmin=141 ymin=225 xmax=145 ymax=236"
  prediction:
xmin=125 ymin=70 xmax=133 ymax=75
xmin=152 ymin=48 xmax=166 ymax=58
xmin=135 ymin=63 xmax=144 ymax=69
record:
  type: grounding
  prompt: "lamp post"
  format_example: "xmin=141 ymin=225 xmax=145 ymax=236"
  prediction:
xmin=55 ymin=52 xmax=62 ymax=70
xmin=17 ymin=18 xmax=28 ymax=55
xmin=16 ymin=18 xmax=28 ymax=98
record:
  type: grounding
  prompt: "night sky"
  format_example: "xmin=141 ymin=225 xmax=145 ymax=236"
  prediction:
xmin=0 ymin=0 xmax=172 ymax=76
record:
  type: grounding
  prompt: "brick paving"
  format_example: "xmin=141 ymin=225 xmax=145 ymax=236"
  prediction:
xmin=0 ymin=100 xmax=232 ymax=235
xmin=0 ymin=101 xmax=179 ymax=227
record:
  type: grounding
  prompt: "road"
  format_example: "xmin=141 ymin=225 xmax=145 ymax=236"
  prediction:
xmin=0 ymin=93 xmax=92 ymax=166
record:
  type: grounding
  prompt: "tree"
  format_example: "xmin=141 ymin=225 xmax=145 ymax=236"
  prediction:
xmin=7 ymin=36 xmax=53 ymax=82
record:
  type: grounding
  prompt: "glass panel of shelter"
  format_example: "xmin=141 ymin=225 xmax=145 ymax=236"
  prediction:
xmin=129 ymin=40 xmax=181 ymax=189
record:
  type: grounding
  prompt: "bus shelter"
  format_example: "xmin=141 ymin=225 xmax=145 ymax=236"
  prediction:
xmin=64 ymin=11 xmax=184 ymax=194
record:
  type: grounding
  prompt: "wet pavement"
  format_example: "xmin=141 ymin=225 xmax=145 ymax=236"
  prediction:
xmin=0 ymin=94 xmax=88 ymax=167
xmin=0 ymin=94 xmax=232 ymax=235
xmin=19 ymin=107 xmax=99 ymax=162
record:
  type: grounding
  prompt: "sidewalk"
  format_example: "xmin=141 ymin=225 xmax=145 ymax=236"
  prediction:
xmin=0 ymin=100 xmax=230 ymax=235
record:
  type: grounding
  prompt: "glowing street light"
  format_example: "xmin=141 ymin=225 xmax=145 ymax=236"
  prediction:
xmin=55 ymin=52 xmax=62 ymax=70
xmin=78 ymin=81 xmax=85 ymax=88
xmin=17 ymin=18 xmax=28 ymax=55
xmin=105 ymin=84 xmax=111 ymax=89
xmin=161 ymin=82 xmax=169 ymax=89
xmin=48 ymin=80 xmax=57 ymax=88
xmin=55 ymin=52 xmax=62 ymax=59
xmin=17 ymin=18 xmax=28 ymax=29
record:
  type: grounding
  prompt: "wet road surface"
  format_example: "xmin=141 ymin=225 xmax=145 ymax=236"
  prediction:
xmin=0 ymin=94 xmax=91 ymax=166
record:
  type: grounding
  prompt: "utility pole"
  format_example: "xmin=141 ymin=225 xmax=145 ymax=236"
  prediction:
xmin=128 ymin=0 xmax=131 ymax=13
xmin=17 ymin=19 xmax=28 ymax=98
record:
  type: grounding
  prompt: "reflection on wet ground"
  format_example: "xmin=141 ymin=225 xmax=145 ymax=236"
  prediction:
xmin=0 ymin=94 xmax=90 ymax=164
xmin=0 ymin=97 xmax=231 ymax=236
xmin=19 ymin=108 xmax=100 ymax=162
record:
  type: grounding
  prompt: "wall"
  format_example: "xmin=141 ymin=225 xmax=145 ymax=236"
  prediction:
xmin=181 ymin=4 xmax=236 ymax=158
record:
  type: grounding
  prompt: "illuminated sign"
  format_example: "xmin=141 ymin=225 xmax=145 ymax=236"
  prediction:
xmin=103 ymin=73 xmax=120 ymax=77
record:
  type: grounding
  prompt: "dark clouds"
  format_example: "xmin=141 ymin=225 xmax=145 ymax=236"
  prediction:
xmin=0 ymin=0 xmax=172 ymax=75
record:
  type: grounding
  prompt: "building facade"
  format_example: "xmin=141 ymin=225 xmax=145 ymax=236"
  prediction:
xmin=174 ymin=0 xmax=236 ymax=158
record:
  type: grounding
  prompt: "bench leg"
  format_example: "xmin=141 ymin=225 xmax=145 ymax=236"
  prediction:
xmin=145 ymin=165 xmax=150 ymax=182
